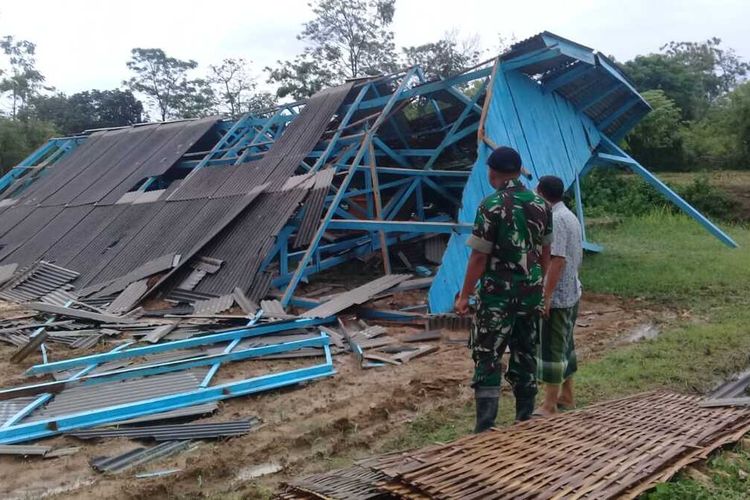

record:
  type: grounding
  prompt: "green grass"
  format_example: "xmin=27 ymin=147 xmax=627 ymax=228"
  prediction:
xmin=582 ymin=211 xmax=750 ymax=306
xmin=382 ymin=211 xmax=750 ymax=496
xmin=645 ymin=444 xmax=750 ymax=499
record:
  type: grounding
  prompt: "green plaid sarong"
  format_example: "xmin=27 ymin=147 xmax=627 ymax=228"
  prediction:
xmin=537 ymin=302 xmax=578 ymax=384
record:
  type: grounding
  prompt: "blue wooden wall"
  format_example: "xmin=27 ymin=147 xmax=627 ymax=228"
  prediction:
xmin=429 ymin=67 xmax=603 ymax=312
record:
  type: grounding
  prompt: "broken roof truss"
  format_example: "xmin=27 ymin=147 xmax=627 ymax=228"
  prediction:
xmin=0 ymin=31 xmax=736 ymax=317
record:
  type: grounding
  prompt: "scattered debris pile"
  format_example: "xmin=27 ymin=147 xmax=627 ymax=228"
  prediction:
xmin=281 ymin=391 xmax=750 ymax=499
xmin=0 ymin=268 xmax=456 ymax=478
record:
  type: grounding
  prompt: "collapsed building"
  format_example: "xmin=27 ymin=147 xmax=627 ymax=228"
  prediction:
xmin=0 ymin=32 xmax=736 ymax=317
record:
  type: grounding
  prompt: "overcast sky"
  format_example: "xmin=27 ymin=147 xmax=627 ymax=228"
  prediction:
xmin=0 ymin=0 xmax=748 ymax=96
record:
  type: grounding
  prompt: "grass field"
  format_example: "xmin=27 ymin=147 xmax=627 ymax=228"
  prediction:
xmin=383 ymin=210 xmax=750 ymax=497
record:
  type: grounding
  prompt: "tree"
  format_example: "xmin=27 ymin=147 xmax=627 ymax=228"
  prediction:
xmin=124 ymin=48 xmax=213 ymax=121
xmin=208 ymin=58 xmax=256 ymax=118
xmin=625 ymin=90 xmax=684 ymax=169
xmin=268 ymin=0 xmax=398 ymax=99
xmin=0 ymin=36 xmax=45 ymax=119
xmin=623 ymin=38 xmax=749 ymax=121
xmin=28 ymin=89 xmax=144 ymax=135
xmin=403 ymin=31 xmax=481 ymax=81
xmin=662 ymin=38 xmax=749 ymax=100
xmin=245 ymin=91 xmax=278 ymax=114
xmin=0 ymin=117 xmax=57 ymax=174
xmin=682 ymin=81 xmax=750 ymax=169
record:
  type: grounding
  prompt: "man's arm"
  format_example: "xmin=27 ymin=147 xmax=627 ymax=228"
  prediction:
xmin=541 ymin=244 xmax=551 ymax=279
xmin=455 ymin=250 xmax=489 ymax=315
xmin=543 ymin=256 xmax=565 ymax=316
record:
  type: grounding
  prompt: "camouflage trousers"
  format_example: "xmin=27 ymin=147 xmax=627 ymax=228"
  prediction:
xmin=470 ymin=295 xmax=541 ymax=403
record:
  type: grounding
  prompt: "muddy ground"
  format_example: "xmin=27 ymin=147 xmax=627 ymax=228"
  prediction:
xmin=0 ymin=292 xmax=673 ymax=499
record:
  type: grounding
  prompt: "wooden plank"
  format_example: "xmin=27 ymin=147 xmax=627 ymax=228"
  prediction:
xmin=301 ymin=274 xmax=411 ymax=319
xmin=403 ymin=330 xmax=443 ymax=343
xmin=319 ymin=326 xmax=345 ymax=349
xmin=392 ymin=345 xmax=439 ymax=363
xmin=363 ymin=352 xmax=401 ymax=366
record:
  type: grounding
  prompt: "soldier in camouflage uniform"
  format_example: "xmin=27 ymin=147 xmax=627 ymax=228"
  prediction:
xmin=455 ymin=146 xmax=552 ymax=432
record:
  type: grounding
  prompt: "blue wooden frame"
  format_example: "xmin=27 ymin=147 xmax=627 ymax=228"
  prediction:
xmin=0 ymin=333 xmax=335 ymax=445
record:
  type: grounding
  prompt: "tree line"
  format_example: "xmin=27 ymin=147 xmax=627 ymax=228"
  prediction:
xmin=0 ymin=0 xmax=748 ymax=174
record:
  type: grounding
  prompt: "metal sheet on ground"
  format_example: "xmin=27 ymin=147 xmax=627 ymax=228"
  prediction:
xmin=26 ymin=370 xmax=206 ymax=422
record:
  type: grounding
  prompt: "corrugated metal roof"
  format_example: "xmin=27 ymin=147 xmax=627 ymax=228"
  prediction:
xmin=0 ymin=261 xmax=80 ymax=303
xmin=26 ymin=370 xmax=207 ymax=422
xmin=111 ymin=402 xmax=218 ymax=425
xmin=69 ymin=418 xmax=260 ymax=441
xmin=90 ymin=440 xmax=192 ymax=474
xmin=0 ymin=396 xmax=38 ymax=426
xmin=193 ymin=294 xmax=235 ymax=315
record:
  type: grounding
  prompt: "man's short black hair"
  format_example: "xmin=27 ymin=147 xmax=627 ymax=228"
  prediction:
xmin=537 ymin=175 xmax=564 ymax=203
xmin=487 ymin=146 xmax=522 ymax=173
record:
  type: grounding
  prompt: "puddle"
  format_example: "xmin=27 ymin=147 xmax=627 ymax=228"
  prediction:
xmin=625 ymin=323 xmax=660 ymax=342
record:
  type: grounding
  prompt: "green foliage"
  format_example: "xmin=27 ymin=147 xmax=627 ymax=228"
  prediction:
xmin=624 ymin=38 xmax=749 ymax=122
xmin=27 ymin=89 xmax=143 ymax=135
xmin=0 ymin=35 xmax=45 ymax=119
xmin=580 ymin=169 xmax=738 ymax=221
xmin=624 ymin=53 xmax=706 ymax=121
xmin=268 ymin=0 xmax=398 ymax=99
xmin=0 ymin=117 xmax=57 ymax=174
xmin=402 ymin=31 xmax=481 ymax=81
xmin=124 ymin=48 xmax=214 ymax=121
xmin=681 ymin=81 xmax=750 ymax=170
xmin=208 ymin=58 xmax=273 ymax=118
xmin=625 ymin=90 xmax=684 ymax=169
xmin=646 ymin=446 xmax=750 ymax=500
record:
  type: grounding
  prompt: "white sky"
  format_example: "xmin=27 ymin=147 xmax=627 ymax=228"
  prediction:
xmin=0 ymin=0 xmax=748 ymax=96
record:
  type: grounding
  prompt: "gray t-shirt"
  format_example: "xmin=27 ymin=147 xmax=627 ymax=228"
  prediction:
xmin=550 ymin=202 xmax=583 ymax=308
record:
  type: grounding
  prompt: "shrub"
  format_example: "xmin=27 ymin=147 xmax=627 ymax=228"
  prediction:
xmin=579 ymin=169 xmax=737 ymax=221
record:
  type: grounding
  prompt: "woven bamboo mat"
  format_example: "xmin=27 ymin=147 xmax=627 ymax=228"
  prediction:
xmin=280 ymin=391 xmax=750 ymax=499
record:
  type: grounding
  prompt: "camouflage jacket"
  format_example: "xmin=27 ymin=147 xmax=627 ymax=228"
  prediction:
xmin=466 ymin=178 xmax=553 ymax=310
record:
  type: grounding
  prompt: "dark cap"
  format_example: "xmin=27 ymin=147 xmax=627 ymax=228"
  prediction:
xmin=487 ymin=146 xmax=522 ymax=173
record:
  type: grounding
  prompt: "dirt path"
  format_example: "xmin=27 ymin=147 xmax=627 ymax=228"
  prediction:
xmin=0 ymin=292 xmax=668 ymax=499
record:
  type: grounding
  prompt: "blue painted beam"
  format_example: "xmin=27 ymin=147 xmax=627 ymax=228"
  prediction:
xmin=311 ymin=83 xmax=371 ymax=172
xmin=543 ymin=64 xmax=596 ymax=94
xmin=596 ymin=138 xmax=738 ymax=248
xmin=0 ymin=342 xmax=134 ymax=428
xmin=357 ymin=167 xmax=471 ymax=179
xmin=502 ymin=47 xmax=562 ymax=72
xmin=25 ymin=317 xmax=334 ymax=375
xmin=576 ymin=81 xmax=621 ymax=111
xmin=422 ymin=177 xmax=462 ymax=207
xmin=597 ymin=97 xmax=641 ymax=130
xmin=373 ymin=137 xmax=410 ymax=167
xmin=326 ymin=219 xmax=472 ymax=234
xmin=349 ymin=67 xmax=492 ymax=112
xmin=0 ymin=350 xmax=335 ymax=444
xmin=2 ymin=336 xmax=329 ymax=400
xmin=281 ymin=67 xmax=421 ymax=307
xmin=540 ymin=33 xmax=597 ymax=65
xmin=384 ymin=179 xmax=419 ymax=219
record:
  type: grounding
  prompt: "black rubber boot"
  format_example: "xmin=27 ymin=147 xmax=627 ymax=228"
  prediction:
xmin=474 ymin=386 xmax=500 ymax=433
xmin=515 ymin=397 xmax=535 ymax=422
